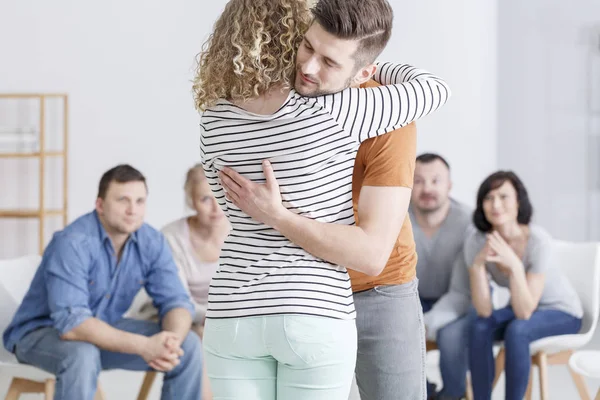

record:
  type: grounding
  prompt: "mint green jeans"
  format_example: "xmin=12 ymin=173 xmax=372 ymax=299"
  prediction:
xmin=203 ymin=315 xmax=357 ymax=400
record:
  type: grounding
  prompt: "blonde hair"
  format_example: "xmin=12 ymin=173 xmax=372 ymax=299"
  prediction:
xmin=192 ymin=0 xmax=312 ymax=111
xmin=184 ymin=164 xmax=207 ymax=209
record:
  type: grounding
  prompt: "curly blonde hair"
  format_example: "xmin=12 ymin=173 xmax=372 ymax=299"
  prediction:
xmin=192 ymin=0 xmax=312 ymax=111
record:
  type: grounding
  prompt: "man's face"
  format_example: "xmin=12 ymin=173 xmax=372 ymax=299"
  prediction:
xmin=295 ymin=22 xmax=373 ymax=97
xmin=411 ymin=160 xmax=452 ymax=213
xmin=96 ymin=181 xmax=147 ymax=235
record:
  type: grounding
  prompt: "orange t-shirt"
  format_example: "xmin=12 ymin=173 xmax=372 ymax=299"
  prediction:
xmin=348 ymin=81 xmax=418 ymax=292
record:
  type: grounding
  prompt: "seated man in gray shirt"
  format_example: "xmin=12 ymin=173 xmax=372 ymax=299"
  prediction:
xmin=408 ymin=153 xmax=473 ymax=400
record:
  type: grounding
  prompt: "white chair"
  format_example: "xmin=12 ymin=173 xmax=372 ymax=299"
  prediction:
xmin=570 ymin=350 xmax=600 ymax=400
xmin=0 ymin=255 xmax=105 ymax=400
xmin=492 ymin=240 xmax=600 ymax=400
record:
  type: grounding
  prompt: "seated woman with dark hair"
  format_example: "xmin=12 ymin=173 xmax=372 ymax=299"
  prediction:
xmin=465 ymin=171 xmax=583 ymax=400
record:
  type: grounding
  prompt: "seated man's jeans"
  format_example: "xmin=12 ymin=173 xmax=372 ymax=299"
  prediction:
xmin=421 ymin=298 xmax=474 ymax=398
xmin=14 ymin=319 xmax=202 ymax=400
xmin=469 ymin=306 xmax=582 ymax=400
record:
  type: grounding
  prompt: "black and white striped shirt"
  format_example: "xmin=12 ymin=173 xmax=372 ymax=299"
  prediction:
xmin=201 ymin=62 xmax=451 ymax=320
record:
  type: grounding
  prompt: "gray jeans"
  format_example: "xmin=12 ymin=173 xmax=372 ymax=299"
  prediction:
xmin=354 ymin=278 xmax=426 ymax=400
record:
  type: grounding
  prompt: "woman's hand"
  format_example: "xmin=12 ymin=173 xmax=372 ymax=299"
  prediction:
xmin=219 ymin=160 xmax=285 ymax=228
xmin=485 ymin=231 xmax=524 ymax=275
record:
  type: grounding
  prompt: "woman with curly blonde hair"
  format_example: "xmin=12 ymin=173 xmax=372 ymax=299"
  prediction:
xmin=192 ymin=0 xmax=310 ymax=112
xmin=195 ymin=0 xmax=451 ymax=399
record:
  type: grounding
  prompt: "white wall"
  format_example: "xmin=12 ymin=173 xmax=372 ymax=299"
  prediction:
xmin=381 ymin=1 xmax=498 ymax=208
xmin=497 ymin=0 xmax=600 ymax=241
xmin=0 ymin=0 xmax=498 ymax=258
xmin=0 ymin=0 xmax=228 ymax=257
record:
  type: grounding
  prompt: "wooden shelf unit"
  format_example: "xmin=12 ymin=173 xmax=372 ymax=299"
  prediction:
xmin=0 ymin=93 xmax=69 ymax=254
xmin=0 ymin=151 xmax=64 ymax=158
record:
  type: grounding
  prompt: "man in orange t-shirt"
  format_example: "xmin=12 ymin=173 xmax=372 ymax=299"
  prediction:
xmin=348 ymin=81 xmax=424 ymax=399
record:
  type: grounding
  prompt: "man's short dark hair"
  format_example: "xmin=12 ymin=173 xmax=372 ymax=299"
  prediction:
xmin=473 ymin=170 xmax=533 ymax=232
xmin=416 ymin=153 xmax=451 ymax=170
xmin=97 ymin=164 xmax=147 ymax=199
xmin=311 ymin=0 xmax=393 ymax=68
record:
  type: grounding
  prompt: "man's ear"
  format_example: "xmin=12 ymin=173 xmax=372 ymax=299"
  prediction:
xmin=351 ymin=63 xmax=377 ymax=86
xmin=95 ymin=198 xmax=103 ymax=215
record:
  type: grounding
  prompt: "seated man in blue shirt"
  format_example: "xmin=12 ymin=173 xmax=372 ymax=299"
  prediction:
xmin=3 ymin=164 xmax=202 ymax=400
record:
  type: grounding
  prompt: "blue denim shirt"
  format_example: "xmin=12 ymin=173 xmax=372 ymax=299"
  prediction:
xmin=3 ymin=211 xmax=195 ymax=352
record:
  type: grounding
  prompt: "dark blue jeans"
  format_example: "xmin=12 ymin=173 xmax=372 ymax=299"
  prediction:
xmin=469 ymin=306 xmax=582 ymax=400
xmin=421 ymin=298 xmax=474 ymax=398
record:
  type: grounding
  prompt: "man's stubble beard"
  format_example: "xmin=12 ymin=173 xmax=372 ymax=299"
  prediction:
xmin=295 ymin=74 xmax=354 ymax=98
xmin=415 ymin=197 xmax=450 ymax=215
xmin=416 ymin=204 xmax=443 ymax=215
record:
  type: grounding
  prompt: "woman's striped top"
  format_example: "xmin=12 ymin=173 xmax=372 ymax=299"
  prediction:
xmin=200 ymin=62 xmax=450 ymax=320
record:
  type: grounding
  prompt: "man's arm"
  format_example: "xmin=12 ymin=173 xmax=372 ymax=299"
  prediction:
xmin=272 ymin=186 xmax=409 ymax=275
xmin=62 ymin=318 xmax=182 ymax=371
xmin=43 ymin=237 xmax=127 ymax=350
xmin=222 ymin=164 xmax=407 ymax=275
xmin=144 ymin=234 xmax=195 ymax=338
xmin=221 ymin=125 xmax=416 ymax=276
xmin=45 ymin=237 xmax=183 ymax=370
xmin=60 ymin=318 xmax=140 ymax=353
xmin=161 ymin=308 xmax=193 ymax=341
xmin=162 ymin=231 xmax=206 ymax=326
